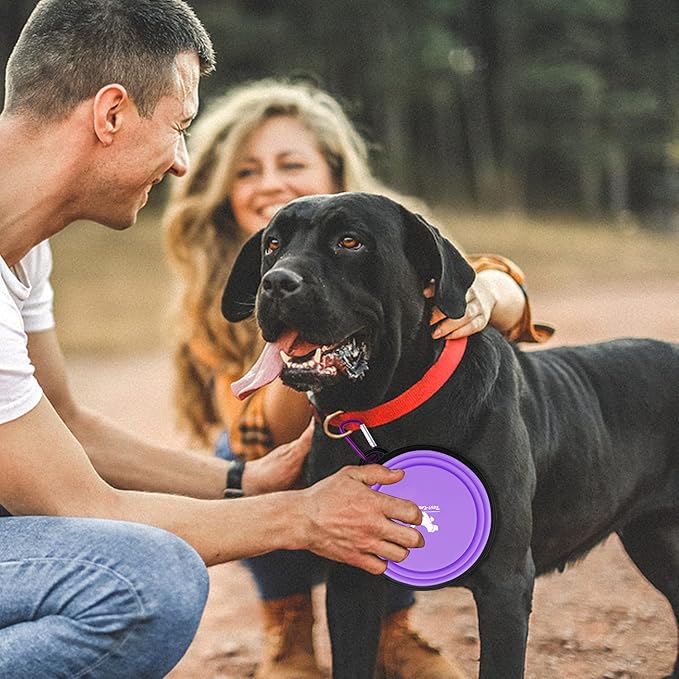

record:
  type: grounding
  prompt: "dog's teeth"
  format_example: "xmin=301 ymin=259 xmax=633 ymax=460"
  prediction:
xmin=313 ymin=348 xmax=322 ymax=363
xmin=280 ymin=350 xmax=292 ymax=367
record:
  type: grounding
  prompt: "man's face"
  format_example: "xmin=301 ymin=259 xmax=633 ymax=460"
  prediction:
xmin=96 ymin=51 xmax=200 ymax=230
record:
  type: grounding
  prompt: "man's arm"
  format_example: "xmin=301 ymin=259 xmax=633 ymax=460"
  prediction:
xmin=27 ymin=329 xmax=306 ymax=497
xmin=0 ymin=394 xmax=422 ymax=572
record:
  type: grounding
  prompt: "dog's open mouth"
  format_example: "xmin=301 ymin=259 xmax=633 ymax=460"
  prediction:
xmin=231 ymin=328 xmax=370 ymax=400
xmin=280 ymin=331 xmax=370 ymax=381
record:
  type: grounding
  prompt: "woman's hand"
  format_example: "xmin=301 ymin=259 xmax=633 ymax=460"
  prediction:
xmin=241 ymin=421 xmax=313 ymax=495
xmin=429 ymin=277 xmax=496 ymax=340
xmin=427 ymin=269 xmax=525 ymax=340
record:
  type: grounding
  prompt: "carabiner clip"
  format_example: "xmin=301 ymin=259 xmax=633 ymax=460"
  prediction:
xmin=338 ymin=420 xmax=388 ymax=464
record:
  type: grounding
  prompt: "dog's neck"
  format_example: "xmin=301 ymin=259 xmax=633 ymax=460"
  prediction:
xmin=383 ymin=325 xmax=441 ymax=401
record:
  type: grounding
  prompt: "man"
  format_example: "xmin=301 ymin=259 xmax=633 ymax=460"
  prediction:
xmin=0 ymin=1 xmax=423 ymax=677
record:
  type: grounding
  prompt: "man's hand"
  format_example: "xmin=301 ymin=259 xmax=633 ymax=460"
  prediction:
xmin=241 ymin=421 xmax=313 ymax=495
xmin=296 ymin=465 xmax=424 ymax=575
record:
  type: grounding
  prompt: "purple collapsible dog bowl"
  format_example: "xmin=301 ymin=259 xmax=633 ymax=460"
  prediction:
xmin=372 ymin=446 xmax=493 ymax=589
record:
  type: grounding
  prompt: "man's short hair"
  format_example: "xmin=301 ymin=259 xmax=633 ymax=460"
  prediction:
xmin=4 ymin=0 xmax=215 ymax=120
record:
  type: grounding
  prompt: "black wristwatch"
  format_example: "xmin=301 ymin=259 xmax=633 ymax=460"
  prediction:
xmin=223 ymin=458 xmax=245 ymax=498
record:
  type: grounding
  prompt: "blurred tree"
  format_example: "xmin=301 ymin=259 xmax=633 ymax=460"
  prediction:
xmin=0 ymin=1 xmax=35 ymax=106
xmin=485 ymin=0 xmax=679 ymax=222
xmin=623 ymin=0 xmax=679 ymax=229
xmin=488 ymin=0 xmax=628 ymax=214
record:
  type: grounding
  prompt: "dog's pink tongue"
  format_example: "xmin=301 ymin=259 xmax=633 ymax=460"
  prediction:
xmin=231 ymin=329 xmax=298 ymax=400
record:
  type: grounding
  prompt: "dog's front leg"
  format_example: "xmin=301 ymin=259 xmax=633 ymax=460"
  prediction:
xmin=326 ymin=562 xmax=386 ymax=679
xmin=472 ymin=550 xmax=535 ymax=679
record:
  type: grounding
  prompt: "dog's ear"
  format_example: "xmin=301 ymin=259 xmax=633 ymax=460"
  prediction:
xmin=402 ymin=208 xmax=475 ymax=319
xmin=221 ymin=230 xmax=263 ymax=322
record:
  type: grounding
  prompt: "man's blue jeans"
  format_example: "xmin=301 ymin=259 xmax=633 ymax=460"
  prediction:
xmin=0 ymin=515 xmax=208 ymax=678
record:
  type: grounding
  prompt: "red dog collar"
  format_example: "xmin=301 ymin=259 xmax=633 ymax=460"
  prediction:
xmin=318 ymin=337 xmax=467 ymax=436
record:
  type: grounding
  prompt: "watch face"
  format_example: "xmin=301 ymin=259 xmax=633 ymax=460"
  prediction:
xmin=371 ymin=446 xmax=493 ymax=589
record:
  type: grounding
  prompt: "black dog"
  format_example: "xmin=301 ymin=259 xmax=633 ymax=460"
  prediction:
xmin=222 ymin=192 xmax=679 ymax=679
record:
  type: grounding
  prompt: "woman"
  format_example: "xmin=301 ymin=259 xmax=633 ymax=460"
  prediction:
xmin=164 ymin=78 xmax=550 ymax=679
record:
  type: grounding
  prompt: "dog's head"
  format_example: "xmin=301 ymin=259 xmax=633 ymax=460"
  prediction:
xmin=222 ymin=192 xmax=474 ymax=405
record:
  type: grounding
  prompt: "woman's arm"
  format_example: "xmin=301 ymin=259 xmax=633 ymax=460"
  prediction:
xmin=428 ymin=253 xmax=553 ymax=342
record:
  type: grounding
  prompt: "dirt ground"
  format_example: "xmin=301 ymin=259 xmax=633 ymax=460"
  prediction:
xmin=61 ymin=218 xmax=679 ymax=679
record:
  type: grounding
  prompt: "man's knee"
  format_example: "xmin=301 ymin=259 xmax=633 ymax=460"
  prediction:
xmin=95 ymin=522 xmax=209 ymax=676
xmin=121 ymin=522 xmax=209 ymax=631
xmin=0 ymin=518 xmax=209 ymax=679
xmin=69 ymin=520 xmax=208 ymax=648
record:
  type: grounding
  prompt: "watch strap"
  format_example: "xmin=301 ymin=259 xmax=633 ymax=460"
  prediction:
xmin=224 ymin=458 xmax=245 ymax=498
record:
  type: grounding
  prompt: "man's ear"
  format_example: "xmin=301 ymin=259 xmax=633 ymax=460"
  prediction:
xmin=402 ymin=207 xmax=475 ymax=319
xmin=221 ymin=230 xmax=264 ymax=322
xmin=92 ymin=84 xmax=131 ymax=145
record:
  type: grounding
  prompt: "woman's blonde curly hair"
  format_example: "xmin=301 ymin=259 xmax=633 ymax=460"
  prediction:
xmin=163 ymin=78 xmax=417 ymax=445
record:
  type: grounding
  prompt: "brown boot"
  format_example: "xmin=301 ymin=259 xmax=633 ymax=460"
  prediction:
xmin=375 ymin=608 xmax=467 ymax=679
xmin=255 ymin=592 xmax=324 ymax=679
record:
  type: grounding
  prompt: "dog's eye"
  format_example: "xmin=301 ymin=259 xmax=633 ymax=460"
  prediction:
xmin=338 ymin=236 xmax=363 ymax=250
xmin=265 ymin=238 xmax=280 ymax=255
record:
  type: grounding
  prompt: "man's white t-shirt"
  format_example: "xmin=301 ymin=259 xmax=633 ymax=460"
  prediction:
xmin=0 ymin=241 xmax=55 ymax=424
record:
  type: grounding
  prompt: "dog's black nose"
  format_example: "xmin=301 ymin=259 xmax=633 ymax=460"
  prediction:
xmin=261 ymin=269 xmax=303 ymax=299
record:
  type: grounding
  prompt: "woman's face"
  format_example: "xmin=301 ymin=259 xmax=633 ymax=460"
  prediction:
xmin=230 ymin=115 xmax=338 ymax=235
